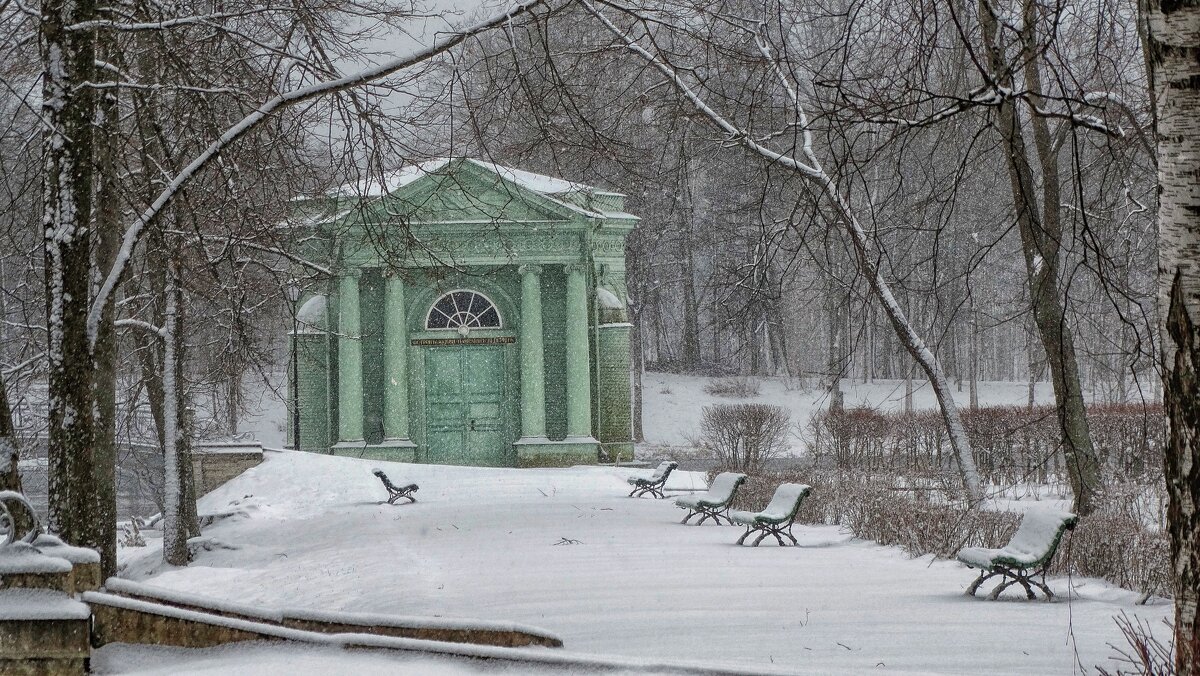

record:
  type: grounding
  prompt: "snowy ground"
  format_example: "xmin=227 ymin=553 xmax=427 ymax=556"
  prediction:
xmin=112 ymin=450 xmax=1170 ymax=675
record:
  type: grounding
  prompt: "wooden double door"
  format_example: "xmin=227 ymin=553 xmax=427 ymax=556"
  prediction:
xmin=424 ymin=345 xmax=510 ymax=466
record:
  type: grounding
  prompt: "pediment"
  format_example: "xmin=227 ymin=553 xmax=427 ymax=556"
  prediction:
xmin=347 ymin=159 xmax=584 ymax=228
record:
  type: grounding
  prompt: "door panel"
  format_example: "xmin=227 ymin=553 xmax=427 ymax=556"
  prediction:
xmin=423 ymin=346 xmax=508 ymax=466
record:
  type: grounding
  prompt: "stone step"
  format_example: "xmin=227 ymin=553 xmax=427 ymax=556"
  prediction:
xmin=0 ymin=589 xmax=90 ymax=676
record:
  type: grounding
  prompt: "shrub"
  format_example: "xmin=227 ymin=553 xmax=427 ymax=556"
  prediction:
xmin=807 ymin=403 xmax=1165 ymax=485
xmin=696 ymin=403 xmax=790 ymax=474
xmin=703 ymin=376 xmax=762 ymax=398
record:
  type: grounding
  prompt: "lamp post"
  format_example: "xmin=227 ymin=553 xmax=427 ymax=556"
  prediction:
xmin=285 ymin=280 xmax=302 ymax=450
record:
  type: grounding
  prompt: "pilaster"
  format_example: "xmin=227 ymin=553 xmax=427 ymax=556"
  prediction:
xmin=381 ymin=273 xmax=415 ymax=454
xmin=335 ymin=270 xmax=364 ymax=445
xmin=564 ymin=262 xmax=596 ymax=443
xmin=518 ymin=264 xmax=548 ymax=441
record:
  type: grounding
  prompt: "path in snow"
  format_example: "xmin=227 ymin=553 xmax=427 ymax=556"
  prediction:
xmin=119 ymin=451 xmax=1169 ymax=675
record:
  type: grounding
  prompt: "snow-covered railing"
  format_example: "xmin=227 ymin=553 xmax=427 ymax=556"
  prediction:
xmin=83 ymin=588 xmax=786 ymax=675
xmin=102 ymin=578 xmax=562 ymax=648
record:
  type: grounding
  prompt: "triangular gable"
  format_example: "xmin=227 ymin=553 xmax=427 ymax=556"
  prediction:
xmin=333 ymin=158 xmax=596 ymax=228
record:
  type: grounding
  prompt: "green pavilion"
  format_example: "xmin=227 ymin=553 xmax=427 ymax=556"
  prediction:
xmin=288 ymin=158 xmax=637 ymax=467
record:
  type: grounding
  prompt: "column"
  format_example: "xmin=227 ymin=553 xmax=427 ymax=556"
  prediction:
xmin=564 ymin=263 xmax=593 ymax=440
xmin=337 ymin=271 xmax=364 ymax=443
xmin=382 ymin=273 xmax=412 ymax=443
xmin=518 ymin=265 xmax=547 ymax=440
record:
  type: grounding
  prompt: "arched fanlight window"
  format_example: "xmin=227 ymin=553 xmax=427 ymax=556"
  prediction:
xmin=425 ymin=290 xmax=502 ymax=331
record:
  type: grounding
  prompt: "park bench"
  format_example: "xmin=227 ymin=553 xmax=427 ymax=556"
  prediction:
xmin=675 ymin=472 xmax=747 ymax=525
xmin=627 ymin=461 xmax=678 ymax=499
xmin=372 ymin=468 xmax=419 ymax=505
xmin=730 ymin=483 xmax=812 ymax=546
xmin=956 ymin=509 xmax=1078 ymax=600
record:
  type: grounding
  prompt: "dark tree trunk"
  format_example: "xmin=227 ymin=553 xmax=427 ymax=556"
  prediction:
xmin=42 ymin=0 xmax=100 ymax=549
xmin=0 ymin=370 xmax=20 ymax=493
xmin=173 ymin=277 xmax=200 ymax=539
xmin=978 ymin=0 xmax=1101 ymax=514
xmin=91 ymin=33 xmax=121 ymax=578
xmin=629 ymin=299 xmax=645 ymax=443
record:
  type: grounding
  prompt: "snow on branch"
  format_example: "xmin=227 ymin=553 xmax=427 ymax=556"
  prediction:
xmin=113 ymin=318 xmax=167 ymax=339
xmin=870 ymin=85 xmax=1126 ymax=140
xmin=66 ymin=8 xmax=293 ymax=32
xmin=166 ymin=230 xmax=333 ymax=276
xmin=85 ymin=0 xmax=546 ymax=348
xmin=867 ymin=85 xmax=1013 ymax=128
xmin=1025 ymin=103 xmax=1122 ymax=138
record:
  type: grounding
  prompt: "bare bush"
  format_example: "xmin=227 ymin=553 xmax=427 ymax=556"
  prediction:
xmin=807 ymin=404 xmax=1164 ymax=486
xmin=696 ymin=404 xmax=790 ymax=474
xmin=703 ymin=377 xmax=762 ymax=398
xmin=1096 ymin=613 xmax=1175 ymax=676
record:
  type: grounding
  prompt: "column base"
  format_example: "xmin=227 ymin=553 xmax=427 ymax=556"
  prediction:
xmin=514 ymin=437 xmax=600 ymax=468
xmin=600 ymin=442 xmax=635 ymax=464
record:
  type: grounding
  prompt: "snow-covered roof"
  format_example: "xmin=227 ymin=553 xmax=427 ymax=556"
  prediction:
xmin=294 ymin=295 xmax=328 ymax=333
xmin=330 ymin=158 xmax=453 ymax=198
xmin=596 ymin=287 xmax=624 ymax=310
xmin=327 ymin=158 xmax=639 ymax=222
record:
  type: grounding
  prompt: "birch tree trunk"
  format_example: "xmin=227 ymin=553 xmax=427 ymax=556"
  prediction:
xmin=1145 ymin=0 xmax=1200 ymax=670
xmin=161 ymin=261 xmax=187 ymax=566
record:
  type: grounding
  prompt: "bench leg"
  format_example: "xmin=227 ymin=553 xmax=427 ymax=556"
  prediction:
xmin=736 ymin=528 xmax=753 ymax=545
xmin=752 ymin=530 xmax=770 ymax=547
xmin=784 ymin=523 xmax=798 ymax=545
xmin=966 ymin=570 xmax=998 ymax=597
xmin=989 ymin=577 xmax=1020 ymax=600
xmin=681 ymin=511 xmax=695 ymax=524
xmin=1031 ymin=577 xmax=1054 ymax=600
xmin=981 ymin=567 xmax=1054 ymax=601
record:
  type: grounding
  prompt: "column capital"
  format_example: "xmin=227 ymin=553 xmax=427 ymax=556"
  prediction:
xmin=564 ymin=261 xmax=588 ymax=277
xmin=518 ymin=264 xmax=543 ymax=278
xmin=338 ymin=267 xmax=364 ymax=280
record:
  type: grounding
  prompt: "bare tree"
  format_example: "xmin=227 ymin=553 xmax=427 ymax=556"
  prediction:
xmin=579 ymin=0 xmax=985 ymax=500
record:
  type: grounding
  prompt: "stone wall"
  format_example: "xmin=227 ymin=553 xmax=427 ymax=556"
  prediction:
xmin=191 ymin=444 xmax=264 ymax=496
xmin=293 ymin=333 xmax=330 ymax=452
xmin=596 ymin=323 xmax=633 ymax=461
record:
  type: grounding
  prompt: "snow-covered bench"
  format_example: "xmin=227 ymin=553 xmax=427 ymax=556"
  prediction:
xmin=730 ymin=483 xmax=812 ymax=546
xmin=372 ymin=469 xmax=419 ymax=505
xmin=675 ymin=472 xmax=747 ymax=525
xmin=956 ymin=509 xmax=1078 ymax=600
xmin=627 ymin=461 xmax=678 ymax=499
